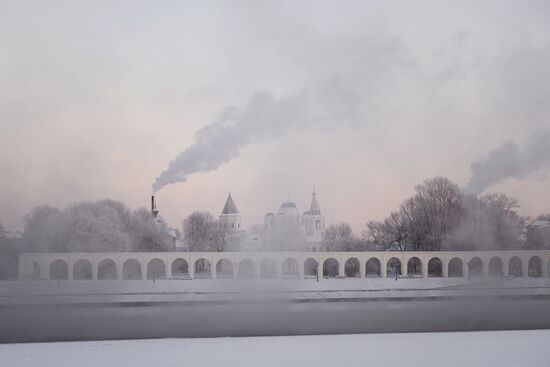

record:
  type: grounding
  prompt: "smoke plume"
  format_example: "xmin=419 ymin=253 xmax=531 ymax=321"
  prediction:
xmin=152 ymin=38 xmax=414 ymax=193
xmin=152 ymin=91 xmax=312 ymax=192
xmin=466 ymin=129 xmax=550 ymax=193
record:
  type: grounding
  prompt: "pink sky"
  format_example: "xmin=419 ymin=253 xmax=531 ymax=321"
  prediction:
xmin=1 ymin=1 xmax=550 ymax=234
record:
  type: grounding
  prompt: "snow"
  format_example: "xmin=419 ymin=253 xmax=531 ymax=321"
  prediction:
xmin=1 ymin=330 xmax=549 ymax=367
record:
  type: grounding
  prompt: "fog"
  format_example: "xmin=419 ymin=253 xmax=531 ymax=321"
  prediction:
xmin=2 ymin=1 xmax=550 ymax=232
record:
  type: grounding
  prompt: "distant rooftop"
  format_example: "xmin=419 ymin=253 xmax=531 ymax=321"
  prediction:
xmin=529 ymin=219 xmax=550 ymax=228
xmin=221 ymin=193 xmax=239 ymax=215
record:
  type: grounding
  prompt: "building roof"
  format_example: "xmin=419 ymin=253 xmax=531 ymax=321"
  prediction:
xmin=529 ymin=219 xmax=550 ymax=229
xmin=221 ymin=193 xmax=239 ymax=215
xmin=278 ymin=201 xmax=300 ymax=216
xmin=307 ymin=190 xmax=321 ymax=215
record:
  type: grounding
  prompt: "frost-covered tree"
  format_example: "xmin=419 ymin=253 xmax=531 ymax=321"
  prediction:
xmin=22 ymin=200 xmax=168 ymax=252
xmin=444 ymin=193 xmax=525 ymax=250
xmin=526 ymin=214 xmax=550 ymax=250
xmin=23 ymin=206 xmax=70 ymax=252
xmin=128 ymin=208 xmax=170 ymax=252
xmin=66 ymin=202 xmax=131 ymax=252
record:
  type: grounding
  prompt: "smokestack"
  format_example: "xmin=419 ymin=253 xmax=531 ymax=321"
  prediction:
xmin=151 ymin=195 xmax=159 ymax=218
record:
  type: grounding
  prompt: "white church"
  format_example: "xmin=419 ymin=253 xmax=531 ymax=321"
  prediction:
xmin=218 ymin=190 xmax=328 ymax=252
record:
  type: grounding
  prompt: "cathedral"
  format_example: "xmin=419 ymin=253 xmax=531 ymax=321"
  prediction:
xmin=219 ymin=190 xmax=327 ymax=252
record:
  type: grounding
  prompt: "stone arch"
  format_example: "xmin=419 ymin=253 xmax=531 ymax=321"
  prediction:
xmin=508 ymin=256 xmax=523 ymax=277
xmin=194 ymin=258 xmax=212 ymax=278
xmin=428 ymin=257 xmax=443 ymax=277
xmin=528 ymin=256 xmax=542 ymax=277
xmin=488 ymin=257 xmax=503 ymax=277
xmin=365 ymin=258 xmax=381 ymax=277
xmin=122 ymin=259 xmax=142 ymax=280
xmin=32 ymin=261 xmax=41 ymax=280
xmin=387 ymin=257 xmax=402 ymax=277
xmin=147 ymin=258 xmax=166 ymax=280
xmin=238 ymin=258 xmax=255 ymax=278
xmin=260 ymin=258 xmax=277 ymax=279
xmin=407 ymin=257 xmax=422 ymax=277
xmin=304 ymin=258 xmax=318 ymax=277
xmin=98 ymin=259 xmax=117 ymax=280
xmin=344 ymin=257 xmax=360 ymax=278
xmin=282 ymin=258 xmax=299 ymax=278
xmin=323 ymin=258 xmax=339 ymax=278
xmin=50 ymin=259 xmax=68 ymax=280
xmin=171 ymin=258 xmax=189 ymax=278
xmin=448 ymin=258 xmax=463 ymax=277
xmin=73 ymin=259 xmax=92 ymax=280
xmin=468 ymin=257 xmax=483 ymax=278
xmin=216 ymin=259 xmax=234 ymax=278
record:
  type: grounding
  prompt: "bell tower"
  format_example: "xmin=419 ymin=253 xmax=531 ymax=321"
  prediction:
xmin=219 ymin=192 xmax=241 ymax=230
xmin=303 ymin=187 xmax=325 ymax=242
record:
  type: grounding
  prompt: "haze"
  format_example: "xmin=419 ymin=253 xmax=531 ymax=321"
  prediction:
xmin=1 ymin=0 xmax=550 ymax=233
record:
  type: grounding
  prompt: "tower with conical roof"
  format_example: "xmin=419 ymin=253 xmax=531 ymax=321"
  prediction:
xmin=219 ymin=192 xmax=241 ymax=230
xmin=302 ymin=187 xmax=325 ymax=243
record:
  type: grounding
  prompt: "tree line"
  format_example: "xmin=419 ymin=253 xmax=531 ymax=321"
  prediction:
xmin=329 ymin=177 xmax=549 ymax=252
xmin=1 ymin=176 xmax=549 ymax=279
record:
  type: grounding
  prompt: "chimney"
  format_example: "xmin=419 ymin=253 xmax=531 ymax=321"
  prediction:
xmin=151 ymin=195 xmax=159 ymax=218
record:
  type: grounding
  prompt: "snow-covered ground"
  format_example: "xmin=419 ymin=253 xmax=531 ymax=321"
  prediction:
xmin=1 ymin=330 xmax=549 ymax=367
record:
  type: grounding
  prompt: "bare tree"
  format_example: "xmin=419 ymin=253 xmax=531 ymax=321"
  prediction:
xmin=182 ymin=212 xmax=232 ymax=252
xmin=407 ymin=177 xmax=463 ymax=250
xmin=363 ymin=177 xmax=530 ymax=251
xmin=324 ymin=222 xmax=358 ymax=251
xmin=211 ymin=221 xmax=234 ymax=252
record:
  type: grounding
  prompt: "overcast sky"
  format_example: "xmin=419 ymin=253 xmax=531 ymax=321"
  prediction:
xmin=1 ymin=1 xmax=550 ymax=233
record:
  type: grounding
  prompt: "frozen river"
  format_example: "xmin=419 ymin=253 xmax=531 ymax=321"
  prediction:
xmin=2 ymin=296 xmax=550 ymax=343
xmin=2 ymin=278 xmax=550 ymax=342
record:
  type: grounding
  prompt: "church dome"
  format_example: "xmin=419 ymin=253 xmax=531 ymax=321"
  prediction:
xmin=278 ymin=201 xmax=300 ymax=216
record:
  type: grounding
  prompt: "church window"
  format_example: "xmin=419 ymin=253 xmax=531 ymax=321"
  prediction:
xmin=315 ymin=220 xmax=321 ymax=230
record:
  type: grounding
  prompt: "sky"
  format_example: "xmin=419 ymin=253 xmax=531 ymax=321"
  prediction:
xmin=1 ymin=0 xmax=550 ymax=233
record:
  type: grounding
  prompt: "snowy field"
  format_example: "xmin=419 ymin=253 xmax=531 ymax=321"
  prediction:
xmin=1 ymin=330 xmax=549 ymax=367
